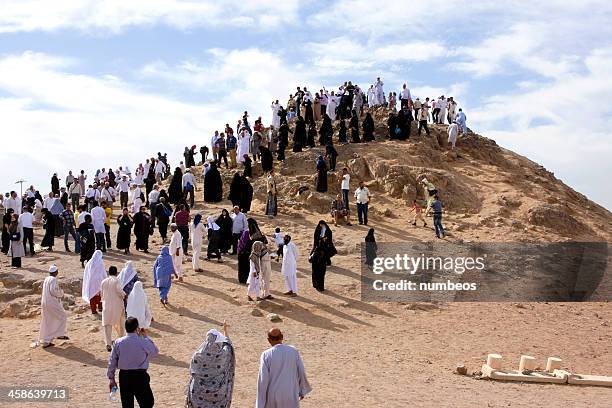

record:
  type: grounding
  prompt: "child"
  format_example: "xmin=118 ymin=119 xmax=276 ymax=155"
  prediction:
xmin=409 ymin=200 xmax=427 ymax=227
xmin=273 ymin=227 xmax=285 ymax=262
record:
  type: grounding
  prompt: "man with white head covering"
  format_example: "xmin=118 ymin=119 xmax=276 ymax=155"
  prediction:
xmin=126 ymin=281 xmax=152 ymax=329
xmin=281 ymin=235 xmax=299 ymax=297
xmin=169 ymin=223 xmax=184 ymax=281
xmin=82 ymin=250 xmax=106 ymax=315
xmin=100 ymin=265 xmax=125 ymax=352
xmin=39 ymin=265 xmax=69 ymax=348
xmin=186 ymin=321 xmax=235 ymax=408
xmin=256 ymin=327 xmax=311 ymax=408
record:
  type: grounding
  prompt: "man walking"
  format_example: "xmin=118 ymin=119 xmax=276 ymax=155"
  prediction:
xmin=18 ymin=206 xmax=35 ymax=256
xmin=107 ymin=317 xmax=158 ymax=408
xmin=60 ymin=203 xmax=79 ymax=253
xmin=230 ymin=206 xmax=248 ymax=255
xmin=256 ymin=328 xmax=311 ymax=408
xmin=354 ymin=181 xmax=371 ymax=226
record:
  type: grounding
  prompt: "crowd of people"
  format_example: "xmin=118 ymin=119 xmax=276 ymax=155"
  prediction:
xmin=1 ymin=77 xmax=460 ymax=407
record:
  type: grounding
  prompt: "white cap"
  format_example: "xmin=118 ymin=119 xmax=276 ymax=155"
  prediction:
xmin=49 ymin=265 xmax=58 ymax=273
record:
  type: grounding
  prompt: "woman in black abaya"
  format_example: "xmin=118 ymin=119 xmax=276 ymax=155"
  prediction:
xmin=203 ymin=163 xmax=223 ymax=203
xmin=168 ymin=167 xmax=183 ymax=204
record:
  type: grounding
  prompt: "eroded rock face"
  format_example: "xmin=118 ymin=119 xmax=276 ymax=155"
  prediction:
xmin=527 ymin=204 xmax=591 ymax=236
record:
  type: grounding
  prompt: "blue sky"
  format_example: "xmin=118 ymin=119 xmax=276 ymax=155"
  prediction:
xmin=0 ymin=0 xmax=611 ymax=209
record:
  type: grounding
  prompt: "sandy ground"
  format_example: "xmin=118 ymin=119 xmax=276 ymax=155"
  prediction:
xmin=1 ymin=198 xmax=611 ymax=407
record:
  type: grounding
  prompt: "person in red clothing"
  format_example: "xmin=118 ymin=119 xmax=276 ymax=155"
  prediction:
xmin=174 ymin=204 xmax=190 ymax=256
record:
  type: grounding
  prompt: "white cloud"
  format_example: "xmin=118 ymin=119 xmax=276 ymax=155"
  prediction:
xmin=470 ymin=47 xmax=612 ymax=208
xmin=141 ymin=48 xmax=320 ymax=118
xmin=0 ymin=51 xmax=224 ymax=192
xmin=0 ymin=0 xmax=299 ymax=33
xmin=305 ymin=37 xmax=447 ymax=72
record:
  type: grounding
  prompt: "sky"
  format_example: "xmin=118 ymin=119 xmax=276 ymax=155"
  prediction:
xmin=0 ymin=0 xmax=611 ymax=209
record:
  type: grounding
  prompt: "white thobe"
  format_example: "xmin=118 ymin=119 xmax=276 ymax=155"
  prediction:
xmin=247 ymin=260 xmax=261 ymax=299
xmin=237 ymin=134 xmax=251 ymax=163
xmin=367 ymin=88 xmax=375 ymax=107
xmin=374 ymin=80 xmax=384 ymax=105
xmin=39 ymin=276 xmax=67 ymax=343
xmin=437 ymin=99 xmax=448 ymax=124
xmin=91 ymin=206 xmax=106 ymax=234
xmin=326 ymin=96 xmax=337 ymax=120
xmin=271 ymin=103 xmax=281 ymax=128
xmin=170 ymin=230 xmax=184 ymax=277
xmin=447 ymin=123 xmax=459 ymax=148
xmin=281 ymin=242 xmax=299 ymax=293
xmin=190 ymin=223 xmax=206 ymax=271
xmin=256 ymin=344 xmax=312 ymax=408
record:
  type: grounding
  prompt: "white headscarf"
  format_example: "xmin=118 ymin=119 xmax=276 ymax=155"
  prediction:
xmin=206 ymin=329 xmax=227 ymax=344
xmin=118 ymin=261 xmax=137 ymax=289
xmin=126 ymin=281 xmax=151 ymax=329
xmin=81 ymin=250 xmax=107 ymax=301
xmin=207 ymin=216 xmax=220 ymax=231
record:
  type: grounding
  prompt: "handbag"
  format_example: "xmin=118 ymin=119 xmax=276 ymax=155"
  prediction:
xmin=9 ymin=232 xmax=20 ymax=241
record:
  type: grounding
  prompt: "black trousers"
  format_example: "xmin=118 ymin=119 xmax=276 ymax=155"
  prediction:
xmin=177 ymin=225 xmax=189 ymax=255
xmin=231 ymin=233 xmax=241 ymax=255
xmin=96 ymin=232 xmax=106 ymax=251
xmin=217 ymin=149 xmax=228 ymax=168
xmin=119 ymin=369 xmax=154 ymax=408
xmin=120 ymin=192 xmax=129 ymax=209
xmin=105 ymin=224 xmax=112 ymax=249
xmin=22 ymin=227 xmax=35 ymax=255
xmin=418 ymin=120 xmax=430 ymax=136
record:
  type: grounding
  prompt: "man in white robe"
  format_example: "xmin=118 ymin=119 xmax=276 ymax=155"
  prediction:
xmin=281 ymin=235 xmax=299 ymax=296
xmin=447 ymin=121 xmax=459 ymax=150
xmin=456 ymin=108 xmax=468 ymax=135
xmin=190 ymin=216 xmax=206 ymax=272
xmin=39 ymin=265 xmax=68 ymax=348
xmin=325 ymin=92 xmax=337 ymax=120
xmin=374 ymin=77 xmax=384 ymax=106
xmin=437 ymin=96 xmax=448 ymax=124
xmin=169 ymin=223 xmax=184 ymax=281
xmin=367 ymin=86 xmax=375 ymax=108
xmin=271 ymin=100 xmax=281 ymax=129
xmin=100 ymin=265 xmax=125 ymax=351
xmin=237 ymin=129 xmax=251 ymax=163
xmin=256 ymin=328 xmax=311 ymax=408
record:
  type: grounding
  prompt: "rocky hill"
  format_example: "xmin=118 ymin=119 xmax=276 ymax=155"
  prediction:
xmin=1 ymin=107 xmax=611 ymax=319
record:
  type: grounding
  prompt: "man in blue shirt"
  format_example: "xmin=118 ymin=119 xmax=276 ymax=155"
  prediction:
xmin=108 ymin=317 xmax=159 ymax=408
xmin=430 ymin=195 xmax=445 ymax=239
